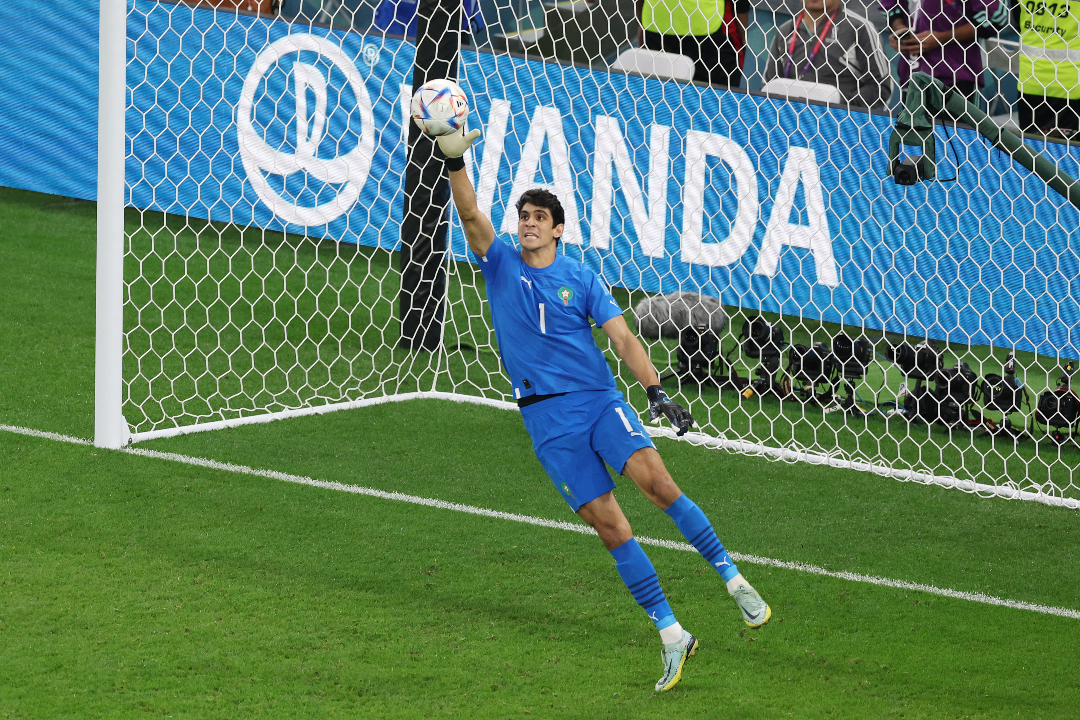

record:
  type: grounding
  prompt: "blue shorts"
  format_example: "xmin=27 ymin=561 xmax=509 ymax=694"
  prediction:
xmin=520 ymin=389 xmax=655 ymax=512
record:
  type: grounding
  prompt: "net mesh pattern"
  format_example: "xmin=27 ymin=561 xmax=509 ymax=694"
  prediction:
xmin=123 ymin=0 xmax=1080 ymax=501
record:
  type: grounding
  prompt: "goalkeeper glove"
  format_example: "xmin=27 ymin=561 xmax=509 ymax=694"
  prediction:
xmin=646 ymin=385 xmax=694 ymax=436
xmin=436 ymin=123 xmax=481 ymax=171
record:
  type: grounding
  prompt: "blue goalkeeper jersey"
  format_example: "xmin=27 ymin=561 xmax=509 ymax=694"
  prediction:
xmin=474 ymin=238 xmax=624 ymax=400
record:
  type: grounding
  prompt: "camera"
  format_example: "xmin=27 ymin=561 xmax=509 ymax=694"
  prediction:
xmin=735 ymin=317 xmax=787 ymax=400
xmin=741 ymin=317 xmax=784 ymax=375
xmin=885 ymin=338 xmax=942 ymax=379
xmin=1034 ymin=360 xmax=1079 ymax=441
xmin=935 ymin=361 xmax=978 ymax=426
xmin=788 ymin=342 xmax=834 ymax=386
xmin=1036 ymin=389 xmax=1078 ymax=430
xmin=786 ymin=342 xmax=835 ymax=405
xmin=886 ymin=339 xmax=954 ymax=425
xmin=674 ymin=324 xmax=721 ymax=382
xmin=980 ymin=352 xmax=1023 ymax=415
xmin=831 ymin=334 xmax=873 ymax=379
xmin=892 ymin=155 xmax=925 ymax=186
xmin=659 ymin=323 xmax=749 ymax=391
xmin=981 ymin=373 xmax=1023 ymax=415
xmin=939 ymin=361 xmax=978 ymax=406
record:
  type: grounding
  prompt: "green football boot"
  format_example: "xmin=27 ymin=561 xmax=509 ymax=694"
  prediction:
xmin=654 ymin=630 xmax=698 ymax=692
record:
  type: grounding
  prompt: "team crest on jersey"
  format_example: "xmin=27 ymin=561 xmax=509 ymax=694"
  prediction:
xmin=558 ymin=286 xmax=574 ymax=306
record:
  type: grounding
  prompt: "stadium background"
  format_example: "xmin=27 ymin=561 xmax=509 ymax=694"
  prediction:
xmin=0 ymin=0 xmax=1077 ymax=357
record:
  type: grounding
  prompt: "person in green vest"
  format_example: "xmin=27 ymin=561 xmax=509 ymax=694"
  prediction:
xmin=1016 ymin=0 xmax=1080 ymax=137
xmin=637 ymin=0 xmax=748 ymax=86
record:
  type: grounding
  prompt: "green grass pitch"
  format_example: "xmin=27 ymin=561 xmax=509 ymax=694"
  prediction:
xmin=1 ymin=186 xmax=1079 ymax=718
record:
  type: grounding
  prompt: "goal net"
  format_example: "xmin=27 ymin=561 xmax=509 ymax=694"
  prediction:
xmin=100 ymin=0 xmax=1080 ymax=505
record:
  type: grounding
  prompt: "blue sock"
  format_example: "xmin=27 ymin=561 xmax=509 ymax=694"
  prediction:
xmin=664 ymin=494 xmax=739 ymax=582
xmin=609 ymin=538 xmax=676 ymax=630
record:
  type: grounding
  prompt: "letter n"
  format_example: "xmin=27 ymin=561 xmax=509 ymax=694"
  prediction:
xmin=589 ymin=117 xmax=670 ymax=257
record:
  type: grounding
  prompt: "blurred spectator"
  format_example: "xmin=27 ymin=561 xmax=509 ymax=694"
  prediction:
xmin=373 ymin=0 xmax=485 ymax=41
xmin=1015 ymin=1 xmax=1080 ymax=137
xmin=637 ymin=0 xmax=748 ymax=86
xmin=763 ymin=0 xmax=892 ymax=110
xmin=881 ymin=0 xmax=1009 ymax=105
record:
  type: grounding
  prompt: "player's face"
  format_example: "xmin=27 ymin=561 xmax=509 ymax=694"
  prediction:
xmin=517 ymin=203 xmax=564 ymax=252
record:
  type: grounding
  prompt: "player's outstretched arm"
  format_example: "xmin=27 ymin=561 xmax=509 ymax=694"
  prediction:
xmin=602 ymin=315 xmax=695 ymax=435
xmin=602 ymin=314 xmax=661 ymax=388
xmin=437 ymin=126 xmax=495 ymax=258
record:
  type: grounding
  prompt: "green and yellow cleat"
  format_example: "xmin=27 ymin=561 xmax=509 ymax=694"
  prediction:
xmin=654 ymin=630 xmax=698 ymax=692
xmin=732 ymin=584 xmax=772 ymax=628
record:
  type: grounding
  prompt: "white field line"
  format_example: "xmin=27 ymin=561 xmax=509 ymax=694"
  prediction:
xmin=3 ymin=423 xmax=1079 ymax=620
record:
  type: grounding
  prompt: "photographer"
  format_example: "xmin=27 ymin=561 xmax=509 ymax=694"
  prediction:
xmin=638 ymin=0 xmax=748 ymax=87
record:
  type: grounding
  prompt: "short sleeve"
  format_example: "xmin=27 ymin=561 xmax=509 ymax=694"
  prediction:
xmin=585 ymin=270 xmax=623 ymax=327
xmin=879 ymin=0 xmax=906 ymax=22
xmin=473 ymin=236 xmax=510 ymax=278
xmin=969 ymin=0 xmax=1010 ymax=33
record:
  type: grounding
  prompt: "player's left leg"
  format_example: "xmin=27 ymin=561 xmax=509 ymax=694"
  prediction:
xmin=587 ymin=391 xmax=771 ymax=627
xmin=621 ymin=447 xmax=772 ymax=629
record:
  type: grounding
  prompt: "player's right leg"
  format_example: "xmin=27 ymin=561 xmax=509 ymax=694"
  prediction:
xmin=576 ymin=492 xmax=697 ymax=692
xmin=520 ymin=394 xmax=696 ymax=691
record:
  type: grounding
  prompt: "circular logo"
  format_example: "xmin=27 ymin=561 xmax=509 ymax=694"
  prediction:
xmin=237 ymin=33 xmax=374 ymax=227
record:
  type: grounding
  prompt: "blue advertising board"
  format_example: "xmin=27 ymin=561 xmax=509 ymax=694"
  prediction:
xmin=0 ymin=0 xmax=1077 ymax=358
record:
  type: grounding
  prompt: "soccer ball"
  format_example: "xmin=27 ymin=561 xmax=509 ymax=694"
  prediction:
xmin=410 ymin=79 xmax=469 ymax=137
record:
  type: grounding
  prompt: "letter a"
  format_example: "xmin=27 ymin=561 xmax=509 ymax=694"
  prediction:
xmin=755 ymin=147 xmax=838 ymax=288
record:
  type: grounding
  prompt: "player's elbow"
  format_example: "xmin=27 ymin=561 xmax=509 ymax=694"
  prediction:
xmin=456 ymin=203 xmax=481 ymax=223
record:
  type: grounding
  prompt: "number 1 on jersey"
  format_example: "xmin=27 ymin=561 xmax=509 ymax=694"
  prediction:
xmin=539 ymin=303 xmax=546 ymax=334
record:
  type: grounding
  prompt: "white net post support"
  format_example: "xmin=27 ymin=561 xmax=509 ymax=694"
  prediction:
xmin=95 ymin=0 xmax=129 ymax=450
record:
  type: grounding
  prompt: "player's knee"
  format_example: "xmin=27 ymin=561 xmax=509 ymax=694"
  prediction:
xmin=642 ymin=471 xmax=680 ymax=508
xmin=590 ymin=516 xmax=630 ymax=547
xmin=597 ymin=514 xmax=631 ymax=542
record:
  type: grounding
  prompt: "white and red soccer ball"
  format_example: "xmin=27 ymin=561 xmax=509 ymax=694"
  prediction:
xmin=410 ymin=79 xmax=469 ymax=137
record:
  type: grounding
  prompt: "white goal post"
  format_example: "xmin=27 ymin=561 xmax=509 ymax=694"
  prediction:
xmin=93 ymin=0 xmax=1080 ymax=507
xmin=96 ymin=0 xmax=128 ymax=450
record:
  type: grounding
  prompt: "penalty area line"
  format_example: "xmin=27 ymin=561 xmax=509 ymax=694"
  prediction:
xmin=3 ymin=422 xmax=1079 ymax=621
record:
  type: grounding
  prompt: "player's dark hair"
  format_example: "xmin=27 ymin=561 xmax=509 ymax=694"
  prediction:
xmin=516 ymin=189 xmax=565 ymax=239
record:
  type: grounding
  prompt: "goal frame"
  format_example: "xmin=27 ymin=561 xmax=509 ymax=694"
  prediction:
xmin=92 ymin=0 xmax=1080 ymax=509
xmin=96 ymin=0 xmax=127 ymax=449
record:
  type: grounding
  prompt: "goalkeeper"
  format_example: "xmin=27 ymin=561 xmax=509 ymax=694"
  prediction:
xmin=437 ymin=124 xmax=771 ymax=692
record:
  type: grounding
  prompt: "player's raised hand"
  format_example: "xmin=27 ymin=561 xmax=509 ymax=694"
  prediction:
xmin=646 ymin=385 xmax=694 ymax=436
xmin=436 ymin=122 xmax=481 ymax=159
